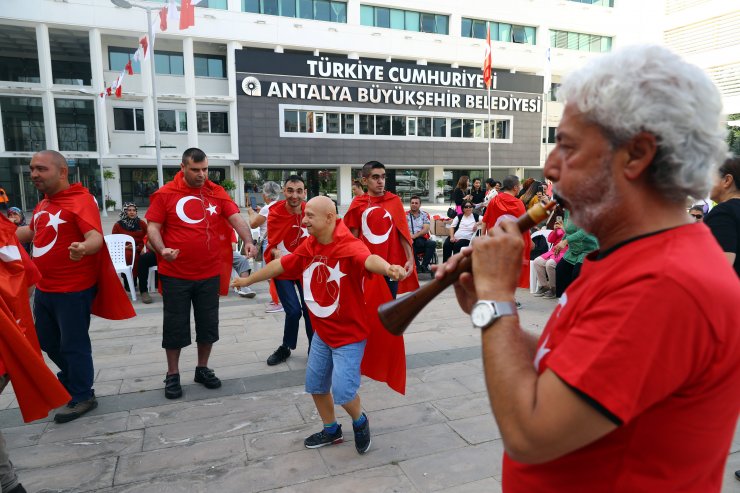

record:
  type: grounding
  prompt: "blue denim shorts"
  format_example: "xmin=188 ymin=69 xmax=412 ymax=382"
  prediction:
xmin=305 ymin=332 xmax=366 ymax=405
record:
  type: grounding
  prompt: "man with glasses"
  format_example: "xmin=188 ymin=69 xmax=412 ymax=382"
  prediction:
xmin=689 ymin=205 xmax=704 ymax=222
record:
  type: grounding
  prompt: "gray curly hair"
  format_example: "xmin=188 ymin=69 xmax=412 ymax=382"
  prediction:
xmin=262 ymin=181 xmax=281 ymax=201
xmin=558 ymin=44 xmax=728 ymax=202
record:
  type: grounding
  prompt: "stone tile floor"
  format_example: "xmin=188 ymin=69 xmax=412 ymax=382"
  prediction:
xmin=1 ymin=211 xmax=737 ymax=492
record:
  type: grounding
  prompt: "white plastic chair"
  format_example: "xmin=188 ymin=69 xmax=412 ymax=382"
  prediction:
xmin=147 ymin=265 xmax=158 ymax=293
xmin=104 ymin=234 xmax=137 ymax=301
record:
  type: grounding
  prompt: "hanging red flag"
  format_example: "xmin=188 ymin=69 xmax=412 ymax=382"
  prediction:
xmin=106 ymin=87 xmax=112 ymax=96
xmin=125 ymin=60 xmax=133 ymax=76
xmin=115 ymin=84 xmax=123 ymax=98
xmin=483 ymin=24 xmax=492 ymax=89
xmin=159 ymin=6 xmax=168 ymax=31
xmin=139 ymin=35 xmax=149 ymax=58
xmin=180 ymin=0 xmax=195 ymax=30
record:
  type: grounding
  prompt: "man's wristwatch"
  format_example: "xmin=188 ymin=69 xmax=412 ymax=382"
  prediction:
xmin=471 ymin=300 xmax=518 ymax=330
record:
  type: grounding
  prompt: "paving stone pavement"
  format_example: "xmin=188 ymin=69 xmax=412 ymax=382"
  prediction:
xmin=3 ymin=211 xmax=739 ymax=492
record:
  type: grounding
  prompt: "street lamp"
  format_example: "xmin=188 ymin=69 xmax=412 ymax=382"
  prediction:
xmin=111 ymin=0 xmax=164 ymax=189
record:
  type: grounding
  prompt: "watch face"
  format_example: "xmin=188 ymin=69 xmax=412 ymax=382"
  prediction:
xmin=471 ymin=303 xmax=493 ymax=327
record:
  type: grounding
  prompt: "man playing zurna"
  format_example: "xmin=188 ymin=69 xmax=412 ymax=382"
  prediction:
xmin=232 ymin=196 xmax=407 ymax=454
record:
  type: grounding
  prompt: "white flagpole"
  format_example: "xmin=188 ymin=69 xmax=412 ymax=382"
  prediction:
xmin=487 ymin=22 xmax=492 ymax=179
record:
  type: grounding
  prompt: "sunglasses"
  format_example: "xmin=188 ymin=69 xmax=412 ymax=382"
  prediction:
xmin=463 ymin=205 xmax=473 ymax=209
xmin=690 ymin=214 xmax=703 ymax=220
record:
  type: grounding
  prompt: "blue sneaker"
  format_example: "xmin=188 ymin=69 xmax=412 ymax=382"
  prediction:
xmin=353 ymin=414 xmax=371 ymax=454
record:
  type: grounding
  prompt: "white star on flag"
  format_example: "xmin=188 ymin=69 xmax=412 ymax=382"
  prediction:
xmin=326 ymin=262 xmax=346 ymax=284
xmin=300 ymin=227 xmax=309 ymax=238
xmin=46 ymin=210 xmax=67 ymax=231
xmin=206 ymin=203 xmax=218 ymax=215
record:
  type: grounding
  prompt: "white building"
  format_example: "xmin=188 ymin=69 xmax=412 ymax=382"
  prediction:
xmin=0 ymin=0 xmax=662 ymax=211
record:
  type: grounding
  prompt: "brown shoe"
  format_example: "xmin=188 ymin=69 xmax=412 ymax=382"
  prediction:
xmin=140 ymin=292 xmax=153 ymax=304
xmin=54 ymin=396 xmax=98 ymax=423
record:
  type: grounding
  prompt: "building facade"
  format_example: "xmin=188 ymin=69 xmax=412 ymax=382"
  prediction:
xmin=1 ymin=0 xmax=661 ymax=211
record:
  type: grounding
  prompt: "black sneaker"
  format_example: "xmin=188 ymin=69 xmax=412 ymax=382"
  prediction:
xmin=353 ymin=414 xmax=371 ymax=454
xmin=266 ymin=345 xmax=291 ymax=366
xmin=54 ymin=396 xmax=98 ymax=423
xmin=164 ymin=373 xmax=183 ymax=399
xmin=194 ymin=366 xmax=222 ymax=389
xmin=304 ymin=425 xmax=343 ymax=449
xmin=7 ymin=484 xmax=27 ymax=493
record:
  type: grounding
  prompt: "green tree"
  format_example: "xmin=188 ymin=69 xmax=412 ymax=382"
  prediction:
xmin=728 ymin=114 xmax=740 ymax=156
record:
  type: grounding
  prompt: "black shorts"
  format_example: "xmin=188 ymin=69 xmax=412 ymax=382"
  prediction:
xmin=160 ymin=274 xmax=220 ymax=349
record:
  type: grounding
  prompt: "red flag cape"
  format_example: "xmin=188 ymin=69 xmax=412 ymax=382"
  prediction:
xmin=292 ymin=220 xmax=406 ymax=394
xmin=265 ymin=200 xmax=306 ymax=264
xmin=344 ymin=192 xmax=419 ymax=294
xmin=39 ymin=184 xmax=135 ymax=319
xmin=150 ymin=171 xmax=234 ymax=295
xmin=482 ymin=192 xmax=531 ymax=288
xmin=0 ymin=216 xmax=70 ymax=422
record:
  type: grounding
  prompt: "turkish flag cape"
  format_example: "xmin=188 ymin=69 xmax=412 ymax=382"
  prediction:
xmin=482 ymin=192 xmax=531 ymax=288
xmin=39 ymin=184 xmax=135 ymax=319
xmin=344 ymin=193 xmax=419 ymax=294
xmin=265 ymin=200 xmax=306 ymax=264
xmin=292 ymin=220 xmax=406 ymax=394
xmin=150 ymin=171 xmax=234 ymax=295
xmin=0 ymin=216 xmax=70 ymax=422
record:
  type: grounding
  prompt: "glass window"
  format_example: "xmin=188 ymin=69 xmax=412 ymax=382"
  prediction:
xmin=375 ymin=7 xmax=390 ymax=28
xmin=433 ymin=117 xmax=446 ymax=137
xmin=55 ymin=99 xmax=96 ymax=152
xmin=262 ymin=0 xmax=279 ymax=15
xmin=202 ymin=0 xmax=228 ymax=8
xmin=417 ymin=117 xmax=431 ymax=137
xmin=330 ymin=1 xmax=346 ymax=22
xmin=359 ymin=114 xmax=374 ymax=135
xmin=394 ymin=169 xmax=430 ymax=201
xmin=391 ymin=115 xmax=405 ymax=135
xmin=450 ymin=118 xmax=462 ymax=138
xmin=109 ymin=47 xmax=141 ymax=73
xmin=194 ymin=55 xmax=226 ymax=78
xmin=461 ymin=18 xmax=472 ymax=38
xmin=159 ymin=110 xmax=176 ymax=132
xmin=0 ymin=96 xmax=45 ymax=152
xmin=284 ymin=110 xmax=298 ymax=132
xmin=498 ymin=23 xmax=512 ymax=43
xmin=342 ymin=113 xmax=354 ymax=134
xmin=299 ymin=111 xmax=311 ymax=132
xmin=496 ymin=120 xmax=510 ymax=139
xmin=407 ymin=117 xmax=416 ymax=136
xmin=360 ymin=5 xmax=374 ymax=26
xmin=435 ymin=15 xmax=448 ymax=35
xmin=375 ymin=115 xmax=390 ymax=135
xmin=420 ymin=13 xmax=435 ymax=33
xmin=474 ymin=120 xmax=484 ymax=139
xmin=326 ymin=112 xmax=340 ymax=133
xmin=601 ymin=36 xmax=612 ymax=52
xmin=114 ymin=107 xmax=145 ymax=131
xmin=512 ymin=26 xmax=526 ymax=43
xmin=314 ymin=112 xmax=325 ymax=132
xmin=279 ymin=0 xmax=296 ymax=16
xmin=404 ymin=11 xmax=420 ymax=31
xmin=390 ymin=9 xmax=405 ymax=29
xmin=463 ymin=119 xmax=475 ymax=138
xmin=524 ymin=26 xmax=536 ymax=44
xmin=178 ymin=111 xmax=188 ymax=132
xmin=243 ymin=0 xmax=259 ymax=12
xmin=298 ymin=0 xmax=313 ymax=18
xmin=314 ymin=0 xmax=330 ymax=20
xmin=154 ymin=51 xmax=184 ymax=76
xmin=197 ymin=111 xmax=210 ymax=133
xmin=473 ymin=20 xmax=487 ymax=39
xmin=567 ymin=31 xmax=579 ymax=50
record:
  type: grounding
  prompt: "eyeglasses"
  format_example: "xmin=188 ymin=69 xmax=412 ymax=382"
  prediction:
xmin=690 ymin=214 xmax=703 ymax=220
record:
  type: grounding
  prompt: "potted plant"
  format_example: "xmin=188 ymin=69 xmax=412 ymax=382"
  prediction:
xmin=105 ymin=196 xmax=116 ymax=211
xmin=103 ymin=169 xmax=116 ymax=211
xmin=221 ymin=178 xmax=236 ymax=198
xmin=435 ymin=179 xmax=446 ymax=204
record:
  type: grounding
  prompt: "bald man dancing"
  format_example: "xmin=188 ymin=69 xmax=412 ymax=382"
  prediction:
xmin=233 ymin=196 xmax=406 ymax=455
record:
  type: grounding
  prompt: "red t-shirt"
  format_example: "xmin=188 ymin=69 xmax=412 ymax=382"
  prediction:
xmin=146 ymin=190 xmax=239 ymax=280
xmin=280 ymin=240 xmax=371 ymax=348
xmin=504 ymin=224 xmax=740 ymax=492
xmin=30 ymin=202 xmax=96 ymax=292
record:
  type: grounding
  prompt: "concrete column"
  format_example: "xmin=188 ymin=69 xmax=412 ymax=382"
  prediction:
xmin=338 ymin=164 xmax=352 ymax=207
xmin=36 ymin=23 xmax=58 ymax=150
xmin=141 ymin=45 xmax=156 ymax=160
xmin=346 ymin=0 xmax=361 ymax=25
xmin=89 ymin=28 xmax=110 ymax=156
xmin=448 ymin=13 xmax=462 ymax=37
xmin=183 ymin=37 xmax=198 ymax=148
xmin=227 ymin=41 xmax=241 ymax=204
xmin=227 ymin=0 xmax=240 ymax=12
xmin=235 ymin=162 xmax=245 ymax=208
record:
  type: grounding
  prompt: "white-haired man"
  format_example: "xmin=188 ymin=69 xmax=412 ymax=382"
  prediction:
xmin=439 ymin=45 xmax=740 ymax=491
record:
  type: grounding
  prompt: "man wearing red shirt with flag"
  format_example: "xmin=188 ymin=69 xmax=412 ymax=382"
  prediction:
xmin=344 ymin=161 xmax=417 ymax=298
xmin=146 ymin=148 xmax=256 ymax=399
xmin=15 ymin=150 xmax=134 ymax=423
xmin=233 ymin=196 xmax=406 ymax=454
xmin=482 ymin=175 xmax=531 ymax=290
xmin=440 ymin=45 xmax=740 ymax=492
xmin=263 ymin=176 xmax=313 ymax=366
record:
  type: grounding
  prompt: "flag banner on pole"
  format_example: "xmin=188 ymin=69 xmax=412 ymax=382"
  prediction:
xmin=139 ymin=35 xmax=149 ymax=59
xmin=159 ymin=6 xmax=168 ymax=31
xmin=543 ymin=47 xmax=552 ymax=95
xmin=125 ymin=60 xmax=134 ymax=76
xmin=180 ymin=0 xmax=196 ymax=30
xmin=483 ymin=24 xmax=492 ymax=89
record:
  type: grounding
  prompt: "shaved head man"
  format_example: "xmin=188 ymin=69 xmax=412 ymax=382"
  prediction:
xmin=233 ymin=195 xmax=408 ymax=455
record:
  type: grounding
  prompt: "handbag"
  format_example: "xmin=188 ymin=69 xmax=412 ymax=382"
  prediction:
xmin=446 ymin=200 xmax=457 ymax=219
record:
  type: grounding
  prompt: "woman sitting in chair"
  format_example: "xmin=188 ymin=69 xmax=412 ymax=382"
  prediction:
xmin=111 ymin=203 xmax=157 ymax=304
xmin=443 ymin=200 xmax=480 ymax=262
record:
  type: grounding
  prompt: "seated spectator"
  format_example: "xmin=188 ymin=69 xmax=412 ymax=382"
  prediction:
xmin=111 ymin=203 xmax=146 ymax=291
xmin=443 ymin=201 xmax=479 ymax=262
xmin=532 ymin=216 xmax=567 ymax=299
xmin=689 ymin=205 xmax=705 ymax=222
xmin=554 ymin=209 xmax=599 ymax=297
xmin=232 ymin=229 xmax=256 ymax=298
xmin=406 ymin=195 xmax=436 ymax=274
xmin=7 ymin=206 xmax=31 ymax=253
